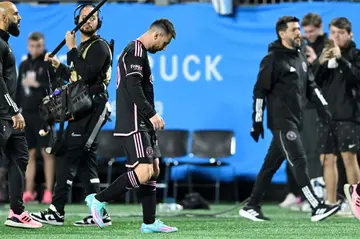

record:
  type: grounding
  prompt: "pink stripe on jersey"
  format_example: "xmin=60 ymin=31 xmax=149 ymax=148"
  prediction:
xmin=134 ymin=40 xmax=143 ymax=57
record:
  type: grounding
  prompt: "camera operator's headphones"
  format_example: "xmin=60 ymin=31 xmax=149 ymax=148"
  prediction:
xmin=73 ymin=3 xmax=103 ymax=30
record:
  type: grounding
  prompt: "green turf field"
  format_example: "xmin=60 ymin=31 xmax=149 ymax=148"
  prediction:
xmin=0 ymin=203 xmax=358 ymax=238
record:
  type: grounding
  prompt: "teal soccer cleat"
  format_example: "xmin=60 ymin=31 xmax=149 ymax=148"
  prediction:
xmin=140 ymin=219 xmax=178 ymax=233
xmin=85 ymin=194 xmax=107 ymax=229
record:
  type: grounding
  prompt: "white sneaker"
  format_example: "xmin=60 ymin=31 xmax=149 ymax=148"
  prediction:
xmin=336 ymin=200 xmax=354 ymax=217
xmin=301 ymin=201 xmax=312 ymax=212
xmin=279 ymin=193 xmax=298 ymax=209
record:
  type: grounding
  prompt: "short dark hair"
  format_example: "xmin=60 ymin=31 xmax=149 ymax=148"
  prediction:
xmin=330 ymin=17 xmax=352 ymax=33
xmin=79 ymin=4 xmax=100 ymax=18
xmin=276 ymin=16 xmax=299 ymax=39
xmin=28 ymin=32 xmax=44 ymax=41
xmin=150 ymin=18 xmax=176 ymax=40
xmin=302 ymin=13 xmax=322 ymax=28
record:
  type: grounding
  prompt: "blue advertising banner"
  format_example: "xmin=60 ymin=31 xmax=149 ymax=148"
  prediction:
xmin=11 ymin=2 xmax=360 ymax=182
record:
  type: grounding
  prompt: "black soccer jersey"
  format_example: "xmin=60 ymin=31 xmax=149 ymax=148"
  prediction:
xmin=114 ymin=40 xmax=156 ymax=136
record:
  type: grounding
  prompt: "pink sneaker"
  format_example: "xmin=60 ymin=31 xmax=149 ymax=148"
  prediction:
xmin=344 ymin=183 xmax=360 ymax=220
xmin=23 ymin=191 xmax=37 ymax=204
xmin=4 ymin=210 xmax=42 ymax=228
xmin=41 ymin=190 xmax=52 ymax=204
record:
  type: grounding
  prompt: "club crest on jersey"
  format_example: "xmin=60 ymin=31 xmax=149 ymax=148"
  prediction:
xmin=146 ymin=146 xmax=153 ymax=159
xmin=286 ymin=131 xmax=297 ymax=141
xmin=302 ymin=62 xmax=307 ymax=72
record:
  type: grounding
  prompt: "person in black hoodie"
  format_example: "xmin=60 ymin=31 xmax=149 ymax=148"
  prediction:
xmin=16 ymin=32 xmax=55 ymax=205
xmin=315 ymin=17 xmax=360 ymax=206
xmin=280 ymin=13 xmax=328 ymax=210
xmin=239 ymin=16 xmax=340 ymax=222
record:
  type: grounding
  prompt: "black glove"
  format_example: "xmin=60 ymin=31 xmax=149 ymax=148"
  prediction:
xmin=317 ymin=107 xmax=332 ymax=124
xmin=250 ymin=122 xmax=264 ymax=142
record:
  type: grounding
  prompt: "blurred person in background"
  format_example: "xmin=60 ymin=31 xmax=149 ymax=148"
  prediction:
xmin=16 ymin=32 xmax=55 ymax=205
xmin=314 ymin=17 xmax=360 ymax=216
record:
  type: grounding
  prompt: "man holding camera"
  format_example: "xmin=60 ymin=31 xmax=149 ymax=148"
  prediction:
xmin=30 ymin=4 xmax=113 ymax=227
xmin=315 ymin=17 xmax=360 ymax=207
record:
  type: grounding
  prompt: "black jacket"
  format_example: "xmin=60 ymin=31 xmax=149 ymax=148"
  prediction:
xmin=114 ymin=40 xmax=156 ymax=135
xmin=314 ymin=41 xmax=360 ymax=122
xmin=55 ymin=35 xmax=112 ymax=91
xmin=0 ymin=29 xmax=19 ymax=120
xmin=16 ymin=51 xmax=53 ymax=112
xmin=252 ymin=40 xmax=328 ymax=130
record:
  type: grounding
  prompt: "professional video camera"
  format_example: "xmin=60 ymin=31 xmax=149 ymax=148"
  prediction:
xmin=39 ymin=80 xmax=93 ymax=126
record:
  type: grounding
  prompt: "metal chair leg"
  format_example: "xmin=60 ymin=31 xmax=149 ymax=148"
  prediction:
xmin=173 ymin=181 xmax=178 ymax=203
xmin=106 ymin=158 xmax=115 ymax=185
xmin=163 ymin=159 xmax=171 ymax=203
xmin=215 ymin=180 xmax=220 ymax=204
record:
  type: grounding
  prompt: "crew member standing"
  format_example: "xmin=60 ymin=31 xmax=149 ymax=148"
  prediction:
xmin=31 ymin=4 xmax=113 ymax=227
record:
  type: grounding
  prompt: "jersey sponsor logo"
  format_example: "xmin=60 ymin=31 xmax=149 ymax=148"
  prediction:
xmin=130 ymin=64 xmax=143 ymax=72
xmin=286 ymin=131 xmax=297 ymax=141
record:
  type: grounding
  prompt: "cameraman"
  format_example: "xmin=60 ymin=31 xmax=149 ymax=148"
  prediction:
xmin=30 ymin=4 xmax=113 ymax=227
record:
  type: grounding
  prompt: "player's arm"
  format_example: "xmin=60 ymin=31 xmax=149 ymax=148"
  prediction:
xmin=307 ymin=69 xmax=331 ymax=123
xmin=337 ymin=50 xmax=360 ymax=83
xmin=251 ymin=53 xmax=274 ymax=142
xmin=123 ymin=49 xmax=157 ymax=119
xmin=0 ymin=46 xmax=19 ymax=117
xmin=67 ymin=41 xmax=110 ymax=84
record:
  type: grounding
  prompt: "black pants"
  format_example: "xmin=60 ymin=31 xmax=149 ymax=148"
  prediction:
xmin=286 ymin=108 xmax=322 ymax=196
xmin=248 ymin=129 xmax=320 ymax=209
xmin=52 ymin=98 xmax=108 ymax=213
xmin=0 ymin=119 xmax=28 ymax=213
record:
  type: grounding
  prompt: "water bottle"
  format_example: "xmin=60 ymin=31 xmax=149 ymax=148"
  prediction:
xmin=158 ymin=203 xmax=183 ymax=212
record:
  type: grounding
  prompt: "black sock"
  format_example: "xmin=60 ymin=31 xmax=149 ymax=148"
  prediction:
xmin=95 ymin=171 xmax=140 ymax=202
xmin=139 ymin=180 xmax=156 ymax=224
xmin=12 ymin=207 xmax=24 ymax=215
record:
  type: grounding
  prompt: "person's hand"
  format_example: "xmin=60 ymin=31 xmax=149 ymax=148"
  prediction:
xmin=250 ymin=122 xmax=264 ymax=142
xmin=318 ymin=48 xmax=333 ymax=65
xmin=305 ymin=45 xmax=317 ymax=64
xmin=44 ymin=52 xmax=60 ymax=68
xmin=12 ymin=113 xmax=25 ymax=130
xmin=331 ymin=43 xmax=341 ymax=59
xmin=65 ymin=31 xmax=77 ymax=51
xmin=150 ymin=113 xmax=165 ymax=131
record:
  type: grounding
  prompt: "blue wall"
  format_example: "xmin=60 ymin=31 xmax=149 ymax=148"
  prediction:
xmin=12 ymin=2 xmax=360 ymax=183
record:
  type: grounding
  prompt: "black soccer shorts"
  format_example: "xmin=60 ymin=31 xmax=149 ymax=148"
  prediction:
xmin=121 ymin=131 xmax=161 ymax=169
xmin=317 ymin=121 xmax=359 ymax=154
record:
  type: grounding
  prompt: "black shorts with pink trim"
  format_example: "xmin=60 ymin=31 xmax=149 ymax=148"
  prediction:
xmin=121 ymin=131 xmax=161 ymax=168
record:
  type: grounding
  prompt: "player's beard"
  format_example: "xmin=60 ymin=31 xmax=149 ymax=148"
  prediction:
xmin=291 ymin=37 xmax=301 ymax=48
xmin=7 ymin=19 xmax=20 ymax=37
xmin=80 ymin=25 xmax=96 ymax=37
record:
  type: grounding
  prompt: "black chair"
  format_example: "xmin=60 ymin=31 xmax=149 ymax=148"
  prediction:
xmin=97 ymin=130 xmax=126 ymax=186
xmin=172 ymin=130 xmax=237 ymax=204
xmin=157 ymin=129 xmax=190 ymax=202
